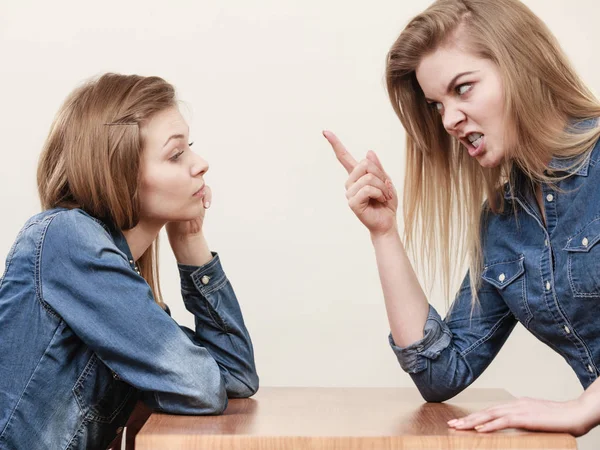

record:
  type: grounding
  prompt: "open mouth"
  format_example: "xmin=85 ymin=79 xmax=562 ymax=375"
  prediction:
xmin=467 ymin=132 xmax=483 ymax=148
xmin=193 ymin=186 xmax=205 ymax=197
xmin=462 ymin=132 xmax=485 ymax=157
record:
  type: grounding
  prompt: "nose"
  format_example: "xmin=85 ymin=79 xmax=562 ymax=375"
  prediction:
xmin=442 ymin=102 xmax=466 ymax=135
xmin=191 ymin=153 xmax=209 ymax=177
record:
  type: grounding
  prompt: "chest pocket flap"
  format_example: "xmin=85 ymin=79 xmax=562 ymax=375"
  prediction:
xmin=482 ymin=256 xmax=525 ymax=290
xmin=564 ymin=218 xmax=600 ymax=253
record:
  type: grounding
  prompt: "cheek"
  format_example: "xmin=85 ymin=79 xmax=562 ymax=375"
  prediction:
xmin=139 ymin=170 xmax=187 ymax=212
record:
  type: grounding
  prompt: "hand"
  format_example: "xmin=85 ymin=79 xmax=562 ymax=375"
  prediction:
xmin=165 ymin=186 xmax=213 ymax=266
xmin=447 ymin=396 xmax=594 ymax=437
xmin=323 ymin=130 xmax=398 ymax=237
xmin=165 ymin=185 xmax=212 ymax=239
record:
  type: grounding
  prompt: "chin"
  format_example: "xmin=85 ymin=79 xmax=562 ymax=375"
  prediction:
xmin=477 ymin=152 xmax=503 ymax=169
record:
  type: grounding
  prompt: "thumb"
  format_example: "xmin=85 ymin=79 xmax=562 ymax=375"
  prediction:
xmin=367 ymin=150 xmax=389 ymax=177
xmin=367 ymin=150 xmax=395 ymax=199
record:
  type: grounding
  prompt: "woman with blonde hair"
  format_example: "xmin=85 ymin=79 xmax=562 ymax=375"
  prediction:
xmin=325 ymin=0 xmax=600 ymax=436
xmin=0 ymin=73 xmax=258 ymax=450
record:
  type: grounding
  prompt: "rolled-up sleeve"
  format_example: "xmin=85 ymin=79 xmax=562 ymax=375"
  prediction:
xmin=388 ymin=271 xmax=517 ymax=402
xmin=388 ymin=305 xmax=452 ymax=374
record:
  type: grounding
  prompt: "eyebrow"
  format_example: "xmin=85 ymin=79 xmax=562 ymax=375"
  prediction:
xmin=162 ymin=134 xmax=187 ymax=148
xmin=424 ymin=71 xmax=478 ymax=103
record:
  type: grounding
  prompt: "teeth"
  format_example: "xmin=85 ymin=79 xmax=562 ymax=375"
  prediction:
xmin=467 ymin=132 xmax=483 ymax=143
xmin=471 ymin=137 xmax=483 ymax=149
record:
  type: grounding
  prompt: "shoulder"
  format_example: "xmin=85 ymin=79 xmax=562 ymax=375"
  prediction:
xmin=42 ymin=208 xmax=119 ymax=260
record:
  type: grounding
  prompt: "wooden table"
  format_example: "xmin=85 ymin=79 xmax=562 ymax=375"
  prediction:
xmin=135 ymin=387 xmax=576 ymax=449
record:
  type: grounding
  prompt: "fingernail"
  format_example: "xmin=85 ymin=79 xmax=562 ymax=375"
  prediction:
xmin=447 ymin=419 xmax=458 ymax=426
xmin=204 ymin=201 xmax=210 ymax=209
xmin=475 ymin=425 xmax=485 ymax=432
xmin=322 ymin=130 xmax=328 ymax=137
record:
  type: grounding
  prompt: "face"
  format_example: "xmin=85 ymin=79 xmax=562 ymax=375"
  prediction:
xmin=416 ymin=42 xmax=509 ymax=168
xmin=137 ymin=106 xmax=208 ymax=224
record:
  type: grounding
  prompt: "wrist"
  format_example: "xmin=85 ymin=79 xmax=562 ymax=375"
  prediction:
xmin=577 ymin=392 xmax=600 ymax=435
xmin=370 ymin=225 xmax=400 ymax=244
xmin=170 ymin=233 xmax=212 ymax=266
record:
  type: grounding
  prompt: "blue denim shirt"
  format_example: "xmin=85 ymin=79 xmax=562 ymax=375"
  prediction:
xmin=390 ymin=131 xmax=600 ymax=403
xmin=0 ymin=208 xmax=258 ymax=450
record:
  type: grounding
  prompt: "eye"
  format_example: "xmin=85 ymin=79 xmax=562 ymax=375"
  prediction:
xmin=456 ymin=83 xmax=473 ymax=96
xmin=170 ymin=149 xmax=185 ymax=161
xmin=429 ymin=102 xmax=444 ymax=114
xmin=188 ymin=141 xmax=194 ymax=147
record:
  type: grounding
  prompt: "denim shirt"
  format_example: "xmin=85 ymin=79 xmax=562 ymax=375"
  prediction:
xmin=390 ymin=130 xmax=600 ymax=403
xmin=0 ymin=208 xmax=259 ymax=450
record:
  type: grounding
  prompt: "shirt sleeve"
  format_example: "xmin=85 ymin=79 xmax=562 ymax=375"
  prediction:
xmin=388 ymin=270 xmax=517 ymax=402
xmin=40 ymin=209 xmax=258 ymax=414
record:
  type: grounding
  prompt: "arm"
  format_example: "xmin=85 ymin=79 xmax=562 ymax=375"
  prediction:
xmin=324 ymin=131 xmax=516 ymax=402
xmin=323 ymin=131 xmax=429 ymax=346
xmin=164 ymin=190 xmax=258 ymax=399
xmin=41 ymin=210 xmax=257 ymax=415
xmin=390 ymin=271 xmax=517 ymax=402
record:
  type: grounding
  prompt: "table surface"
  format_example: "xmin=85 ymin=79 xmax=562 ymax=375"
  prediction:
xmin=135 ymin=387 xmax=577 ymax=449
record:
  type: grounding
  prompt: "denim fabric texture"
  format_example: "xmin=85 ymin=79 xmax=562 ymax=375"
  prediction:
xmin=0 ymin=208 xmax=258 ymax=450
xmin=390 ymin=124 xmax=600 ymax=402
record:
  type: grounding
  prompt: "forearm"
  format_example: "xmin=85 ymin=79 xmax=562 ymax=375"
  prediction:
xmin=371 ymin=227 xmax=429 ymax=347
xmin=179 ymin=255 xmax=259 ymax=397
xmin=578 ymin=376 xmax=600 ymax=433
xmin=170 ymin=232 xmax=213 ymax=266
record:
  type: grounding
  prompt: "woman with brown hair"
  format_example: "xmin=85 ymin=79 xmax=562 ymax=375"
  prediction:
xmin=325 ymin=0 xmax=600 ymax=436
xmin=0 ymin=73 xmax=258 ymax=450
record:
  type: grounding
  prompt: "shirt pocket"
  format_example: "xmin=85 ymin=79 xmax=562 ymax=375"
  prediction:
xmin=481 ymin=255 xmax=532 ymax=327
xmin=72 ymin=353 xmax=135 ymax=423
xmin=564 ymin=218 xmax=600 ymax=297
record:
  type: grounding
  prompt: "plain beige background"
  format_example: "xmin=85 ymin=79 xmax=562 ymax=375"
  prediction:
xmin=1 ymin=0 xmax=599 ymax=447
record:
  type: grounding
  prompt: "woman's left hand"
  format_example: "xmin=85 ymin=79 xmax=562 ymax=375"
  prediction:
xmin=165 ymin=185 xmax=212 ymax=239
xmin=165 ymin=185 xmax=213 ymax=266
xmin=447 ymin=396 xmax=593 ymax=436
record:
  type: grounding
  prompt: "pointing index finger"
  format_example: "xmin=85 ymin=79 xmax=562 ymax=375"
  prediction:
xmin=323 ymin=130 xmax=357 ymax=174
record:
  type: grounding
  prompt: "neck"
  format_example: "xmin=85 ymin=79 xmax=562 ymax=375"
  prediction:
xmin=122 ymin=219 xmax=165 ymax=261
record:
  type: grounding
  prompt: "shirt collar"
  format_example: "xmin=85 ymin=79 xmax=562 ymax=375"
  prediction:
xmin=107 ymin=222 xmax=136 ymax=264
xmin=547 ymin=153 xmax=591 ymax=177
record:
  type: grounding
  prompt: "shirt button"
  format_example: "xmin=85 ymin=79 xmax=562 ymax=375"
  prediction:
xmin=564 ymin=326 xmax=571 ymax=334
xmin=546 ymin=194 xmax=554 ymax=202
xmin=588 ymin=364 xmax=595 ymax=374
xmin=544 ymin=239 xmax=548 ymax=247
xmin=498 ymin=273 xmax=506 ymax=282
xmin=116 ymin=427 xmax=124 ymax=434
xmin=545 ymin=281 xmax=551 ymax=291
xmin=201 ymin=275 xmax=210 ymax=285
xmin=582 ymin=237 xmax=589 ymax=247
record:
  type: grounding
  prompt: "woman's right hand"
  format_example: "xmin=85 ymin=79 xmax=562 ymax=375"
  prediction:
xmin=323 ymin=130 xmax=398 ymax=237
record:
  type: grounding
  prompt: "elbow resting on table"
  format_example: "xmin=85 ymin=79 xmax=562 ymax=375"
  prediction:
xmin=412 ymin=373 xmax=469 ymax=404
xmin=228 ymin=372 xmax=260 ymax=398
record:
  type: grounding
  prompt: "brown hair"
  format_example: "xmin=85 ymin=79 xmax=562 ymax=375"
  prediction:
xmin=37 ymin=73 xmax=177 ymax=306
xmin=385 ymin=0 xmax=600 ymax=304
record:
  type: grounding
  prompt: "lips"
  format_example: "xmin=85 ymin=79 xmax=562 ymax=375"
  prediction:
xmin=461 ymin=135 xmax=485 ymax=157
xmin=193 ymin=185 xmax=205 ymax=197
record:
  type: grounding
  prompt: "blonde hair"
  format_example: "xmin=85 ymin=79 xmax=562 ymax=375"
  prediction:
xmin=385 ymin=0 xmax=600 ymax=305
xmin=37 ymin=73 xmax=177 ymax=307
